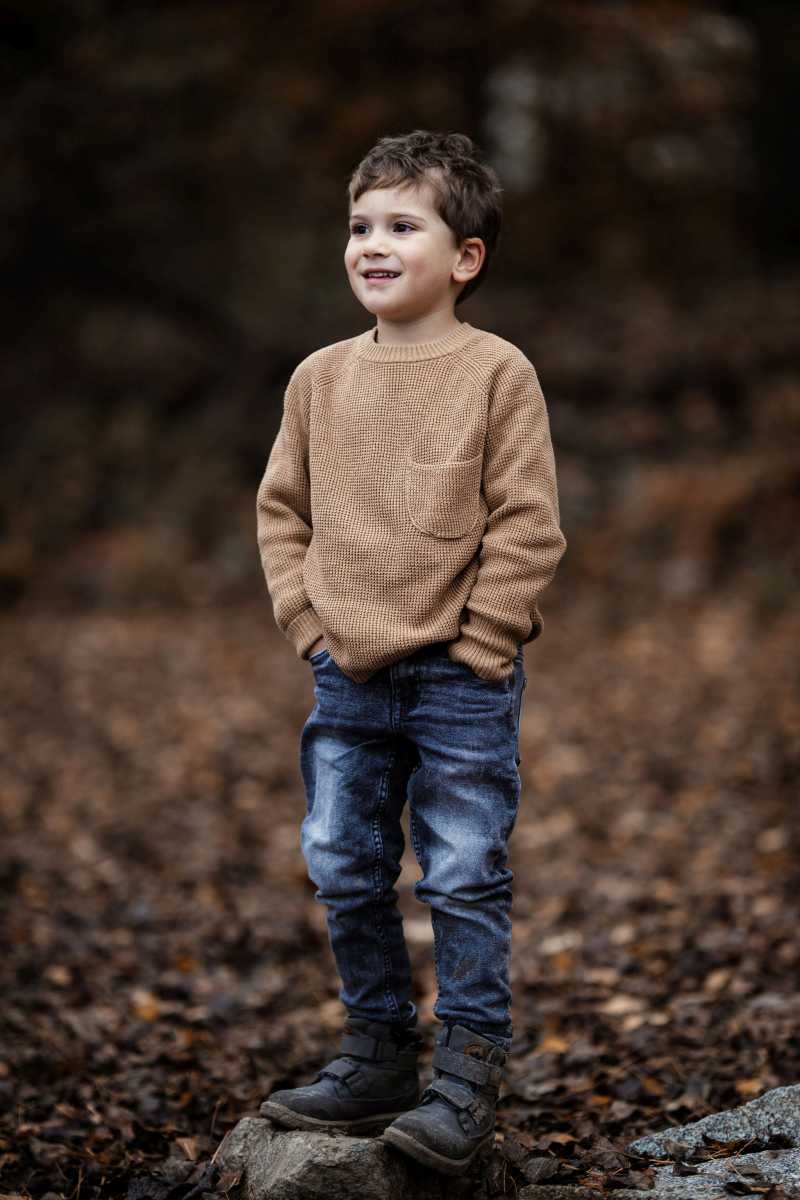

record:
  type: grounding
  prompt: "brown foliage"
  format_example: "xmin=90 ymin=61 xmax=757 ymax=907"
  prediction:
xmin=1 ymin=585 xmax=797 ymax=1196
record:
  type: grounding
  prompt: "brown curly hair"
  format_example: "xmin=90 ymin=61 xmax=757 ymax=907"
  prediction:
xmin=347 ymin=130 xmax=503 ymax=305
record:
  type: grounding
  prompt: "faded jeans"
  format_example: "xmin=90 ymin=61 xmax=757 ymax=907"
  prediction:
xmin=299 ymin=639 xmax=527 ymax=1050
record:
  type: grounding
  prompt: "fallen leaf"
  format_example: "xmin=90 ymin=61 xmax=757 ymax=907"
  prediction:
xmin=600 ymin=994 xmax=645 ymax=1015
xmin=735 ymin=1078 xmax=765 ymax=1097
xmin=131 ymin=988 xmax=161 ymax=1021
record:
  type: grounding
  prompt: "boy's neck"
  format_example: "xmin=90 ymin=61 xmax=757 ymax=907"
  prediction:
xmin=374 ymin=310 xmax=463 ymax=346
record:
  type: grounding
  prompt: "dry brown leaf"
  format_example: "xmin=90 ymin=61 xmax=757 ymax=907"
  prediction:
xmin=735 ymin=1078 xmax=765 ymax=1097
xmin=600 ymin=994 xmax=646 ymax=1015
xmin=130 ymin=988 xmax=161 ymax=1021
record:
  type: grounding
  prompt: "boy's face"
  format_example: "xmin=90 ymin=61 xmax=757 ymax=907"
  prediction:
xmin=345 ymin=178 xmax=481 ymax=325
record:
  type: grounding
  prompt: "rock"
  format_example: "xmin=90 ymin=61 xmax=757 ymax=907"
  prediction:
xmin=638 ymin=1148 xmax=800 ymax=1198
xmin=627 ymin=1085 xmax=800 ymax=1198
xmin=213 ymin=1115 xmax=449 ymax=1199
xmin=629 ymin=1084 xmax=800 ymax=1157
xmin=518 ymin=1188 xmax=603 ymax=1199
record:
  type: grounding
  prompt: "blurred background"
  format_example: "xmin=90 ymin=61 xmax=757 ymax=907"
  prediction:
xmin=2 ymin=3 xmax=798 ymax=1198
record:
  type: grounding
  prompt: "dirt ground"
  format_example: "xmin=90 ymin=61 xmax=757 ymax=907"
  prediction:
xmin=1 ymin=588 xmax=798 ymax=1197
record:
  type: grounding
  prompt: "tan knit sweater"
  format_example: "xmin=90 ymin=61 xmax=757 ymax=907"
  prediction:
xmin=256 ymin=320 xmax=567 ymax=683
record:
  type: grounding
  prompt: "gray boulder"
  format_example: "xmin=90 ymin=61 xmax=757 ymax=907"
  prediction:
xmin=638 ymin=1148 xmax=800 ymax=1198
xmin=518 ymin=1188 xmax=604 ymax=1199
xmin=627 ymin=1085 xmax=800 ymax=1198
xmin=629 ymin=1083 xmax=800 ymax=1157
xmin=213 ymin=1115 xmax=448 ymax=1200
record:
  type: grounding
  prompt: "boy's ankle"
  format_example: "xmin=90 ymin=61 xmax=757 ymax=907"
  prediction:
xmin=345 ymin=1016 xmax=422 ymax=1047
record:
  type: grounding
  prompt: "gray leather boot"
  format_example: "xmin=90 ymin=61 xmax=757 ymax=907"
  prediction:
xmin=382 ymin=1023 xmax=506 ymax=1175
xmin=260 ymin=1018 xmax=422 ymax=1133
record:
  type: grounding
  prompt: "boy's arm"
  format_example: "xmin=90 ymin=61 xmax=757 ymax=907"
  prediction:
xmin=256 ymin=364 xmax=324 ymax=659
xmin=448 ymin=355 xmax=567 ymax=681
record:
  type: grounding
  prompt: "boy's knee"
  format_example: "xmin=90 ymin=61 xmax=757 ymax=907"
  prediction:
xmin=414 ymin=858 xmax=513 ymax=910
xmin=301 ymin=821 xmax=402 ymax=898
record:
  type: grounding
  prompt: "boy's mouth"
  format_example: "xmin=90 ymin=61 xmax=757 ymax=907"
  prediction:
xmin=362 ymin=270 xmax=401 ymax=279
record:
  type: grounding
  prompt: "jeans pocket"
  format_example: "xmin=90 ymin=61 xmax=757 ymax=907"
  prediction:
xmin=309 ymin=648 xmax=329 ymax=666
xmin=460 ymin=662 xmax=513 ymax=689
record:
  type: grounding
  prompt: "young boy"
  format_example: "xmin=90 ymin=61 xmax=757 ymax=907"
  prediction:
xmin=256 ymin=130 xmax=567 ymax=1176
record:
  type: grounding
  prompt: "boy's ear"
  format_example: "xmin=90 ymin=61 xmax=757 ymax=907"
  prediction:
xmin=452 ymin=237 xmax=486 ymax=287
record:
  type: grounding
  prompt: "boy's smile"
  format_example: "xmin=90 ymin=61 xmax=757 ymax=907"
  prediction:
xmin=344 ymin=178 xmax=484 ymax=343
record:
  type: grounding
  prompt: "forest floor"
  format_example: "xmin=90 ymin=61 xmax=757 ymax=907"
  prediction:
xmin=1 ymin=586 xmax=798 ymax=1197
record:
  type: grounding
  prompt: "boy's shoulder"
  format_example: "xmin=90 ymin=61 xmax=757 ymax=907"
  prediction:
xmin=289 ymin=332 xmax=368 ymax=387
xmin=460 ymin=325 xmax=539 ymax=383
xmin=465 ymin=325 xmax=532 ymax=361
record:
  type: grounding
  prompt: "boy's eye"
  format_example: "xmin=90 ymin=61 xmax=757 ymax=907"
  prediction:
xmin=348 ymin=221 xmax=415 ymax=235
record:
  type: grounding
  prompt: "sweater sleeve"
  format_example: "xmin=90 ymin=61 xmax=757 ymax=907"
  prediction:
xmin=448 ymin=354 xmax=567 ymax=680
xmin=256 ymin=363 xmax=324 ymax=659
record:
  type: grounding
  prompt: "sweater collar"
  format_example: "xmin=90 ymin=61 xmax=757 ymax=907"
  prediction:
xmin=355 ymin=321 xmax=476 ymax=363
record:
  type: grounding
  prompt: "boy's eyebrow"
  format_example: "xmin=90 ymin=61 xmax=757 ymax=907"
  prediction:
xmin=349 ymin=211 xmax=428 ymax=222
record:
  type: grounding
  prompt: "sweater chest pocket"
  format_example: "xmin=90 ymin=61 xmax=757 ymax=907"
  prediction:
xmin=404 ymin=453 xmax=483 ymax=539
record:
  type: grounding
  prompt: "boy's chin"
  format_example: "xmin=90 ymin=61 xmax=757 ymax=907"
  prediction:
xmin=356 ymin=296 xmax=425 ymax=322
xmin=361 ymin=303 xmax=409 ymax=322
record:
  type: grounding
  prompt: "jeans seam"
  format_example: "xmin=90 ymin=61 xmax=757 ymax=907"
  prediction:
xmin=513 ymin=662 xmax=525 ymax=765
xmin=371 ymin=748 xmax=400 ymax=1021
xmin=411 ymin=801 xmax=445 ymax=1021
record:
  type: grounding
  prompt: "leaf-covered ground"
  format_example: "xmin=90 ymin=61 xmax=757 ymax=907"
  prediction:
xmin=1 ymin=584 xmax=797 ymax=1197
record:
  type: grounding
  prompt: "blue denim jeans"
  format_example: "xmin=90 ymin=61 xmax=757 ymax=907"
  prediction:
xmin=299 ymin=639 xmax=527 ymax=1050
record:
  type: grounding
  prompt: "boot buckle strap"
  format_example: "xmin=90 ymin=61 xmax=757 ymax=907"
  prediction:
xmin=425 ymin=1075 xmax=475 ymax=1111
xmin=320 ymin=1058 xmax=369 ymax=1095
xmin=432 ymin=1044 xmax=503 ymax=1088
xmin=340 ymin=1031 xmax=398 ymax=1061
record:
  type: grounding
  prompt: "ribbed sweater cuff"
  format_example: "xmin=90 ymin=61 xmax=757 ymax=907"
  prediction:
xmin=448 ymin=615 xmax=517 ymax=681
xmin=286 ymin=607 xmax=325 ymax=660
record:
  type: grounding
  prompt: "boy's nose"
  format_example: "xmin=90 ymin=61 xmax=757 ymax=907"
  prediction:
xmin=362 ymin=233 xmax=389 ymax=255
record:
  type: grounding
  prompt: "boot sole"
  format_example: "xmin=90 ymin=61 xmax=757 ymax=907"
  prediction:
xmin=382 ymin=1124 xmax=495 ymax=1176
xmin=260 ymin=1100 xmax=410 ymax=1135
